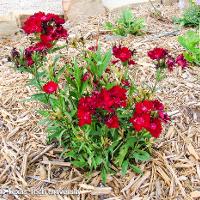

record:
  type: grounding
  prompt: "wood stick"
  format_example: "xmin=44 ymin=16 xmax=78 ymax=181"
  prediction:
xmin=29 ymin=144 xmax=56 ymax=164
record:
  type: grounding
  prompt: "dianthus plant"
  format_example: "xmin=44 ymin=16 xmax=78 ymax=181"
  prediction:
xmin=11 ymin=12 xmax=170 ymax=183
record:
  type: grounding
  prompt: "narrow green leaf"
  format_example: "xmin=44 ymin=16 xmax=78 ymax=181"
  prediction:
xmin=132 ymin=150 xmax=150 ymax=161
xmin=121 ymin=160 xmax=129 ymax=176
xmin=101 ymin=167 xmax=107 ymax=184
xmin=31 ymin=93 xmax=48 ymax=104
xmin=130 ymin=164 xmax=143 ymax=174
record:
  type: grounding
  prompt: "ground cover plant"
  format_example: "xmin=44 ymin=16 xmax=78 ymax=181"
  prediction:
xmin=178 ymin=30 xmax=200 ymax=66
xmin=105 ymin=8 xmax=145 ymax=36
xmin=10 ymin=12 xmax=175 ymax=182
xmin=174 ymin=1 xmax=200 ymax=27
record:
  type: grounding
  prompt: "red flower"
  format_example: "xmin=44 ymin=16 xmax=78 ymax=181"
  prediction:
xmin=25 ymin=42 xmax=49 ymax=55
xmin=42 ymin=81 xmax=58 ymax=94
xmin=88 ymin=45 xmax=98 ymax=52
xmin=77 ymin=86 xmax=127 ymax=127
xmin=40 ymin=34 xmax=55 ymax=45
xmin=152 ymin=100 xmax=164 ymax=111
xmin=82 ymin=72 xmax=90 ymax=82
xmin=53 ymin=26 xmax=68 ymax=39
xmin=158 ymin=111 xmax=170 ymax=123
xmin=77 ymin=96 xmax=97 ymax=126
xmin=135 ymin=100 xmax=154 ymax=114
xmin=148 ymin=48 xmax=168 ymax=60
xmin=109 ymin=86 xmax=127 ymax=108
xmin=128 ymin=60 xmax=136 ymax=65
xmin=147 ymin=118 xmax=162 ymax=138
xmin=105 ymin=115 xmax=119 ymax=128
xmin=23 ymin=12 xmax=45 ymax=34
xmin=41 ymin=13 xmax=65 ymax=25
xmin=122 ymin=79 xmax=130 ymax=87
xmin=26 ymin=56 xmax=34 ymax=66
xmin=112 ymin=45 xmax=132 ymax=62
xmin=130 ymin=113 xmax=150 ymax=132
xmin=96 ymin=86 xmax=127 ymax=112
xmin=24 ymin=42 xmax=49 ymax=66
xmin=98 ymin=89 xmax=114 ymax=112
xmin=78 ymin=96 xmax=97 ymax=113
xmin=176 ymin=54 xmax=188 ymax=69
xmin=112 ymin=60 xmax=119 ymax=65
xmin=22 ymin=12 xmax=67 ymax=40
xmin=166 ymin=57 xmax=175 ymax=72
xmin=78 ymin=110 xmax=92 ymax=126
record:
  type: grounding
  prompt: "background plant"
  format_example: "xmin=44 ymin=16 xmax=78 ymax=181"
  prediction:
xmin=178 ymin=30 xmax=200 ymax=65
xmin=174 ymin=2 xmax=200 ymax=27
xmin=105 ymin=8 xmax=145 ymax=36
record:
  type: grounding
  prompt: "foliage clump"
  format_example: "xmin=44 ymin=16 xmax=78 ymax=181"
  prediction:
xmin=105 ymin=9 xmax=145 ymax=36
xmin=178 ymin=30 xmax=200 ymax=65
xmin=174 ymin=3 xmax=200 ymax=27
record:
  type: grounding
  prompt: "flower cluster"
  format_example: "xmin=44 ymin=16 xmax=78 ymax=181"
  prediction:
xmin=175 ymin=54 xmax=188 ymax=69
xmin=112 ymin=45 xmax=136 ymax=65
xmin=130 ymin=100 xmax=170 ymax=138
xmin=24 ymin=42 xmax=50 ymax=66
xmin=78 ymin=86 xmax=127 ymax=128
xmin=148 ymin=47 xmax=188 ymax=71
xmin=11 ymin=12 xmax=68 ymax=67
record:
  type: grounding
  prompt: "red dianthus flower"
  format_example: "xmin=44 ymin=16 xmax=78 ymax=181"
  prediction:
xmin=105 ymin=115 xmax=119 ymax=128
xmin=135 ymin=100 xmax=154 ymax=114
xmin=176 ymin=54 xmax=188 ymax=69
xmin=23 ymin=12 xmax=46 ymax=34
xmin=147 ymin=118 xmax=162 ymax=138
xmin=42 ymin=81 xmax=58 ymax=94
xmin=148 ymin=48 xmax=168 ymax=60
xmin=130 ymin=113 xmax=150 ymax=132
xmin=112 ymin=45 xmax=132 ymax=63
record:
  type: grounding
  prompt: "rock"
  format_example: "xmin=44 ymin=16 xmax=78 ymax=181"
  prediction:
xmin=66 ymin=0 xmax=105 ymax=23
xmin=102 ymin=0 xmax=153 ymax=10
xmin=0 ymin=21 xmax=19 ymax=37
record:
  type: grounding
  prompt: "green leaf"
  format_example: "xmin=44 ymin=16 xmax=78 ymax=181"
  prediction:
xmin=49 ymin=96 xmax=60 ymax=110
xmin=55 ymin=65 xmax=67 ymax=81
xmin=130 ymin=164 xmax=143 ymax=174
xmin=37 ymin=110 xmax=50 ymax=117
xmin=126 ymin=137 xmax=137 ymax=146
xmin=101 ymin=167 xmax=107 ymax=184
xmin=30 ymin=93 xmax=48 ymax=104
xmin=97 ymin=49 xmax=112 ymax=78
xmin=106 ymin=8 xmax=145 ymax=36
xmin=121 ymin=160 xmax=129 ymax=176
xmin=71 ymin=160 xmax=86 ymax=168
xmin=104 ymin=22 xmax=113 ymax=30
xmin=132 ymin=150 xmax=150 ymax=161
xmin=94 ymin=155 xmax=103 ymax=167
xmin=116 ymin=145 xmax=129 ymax=167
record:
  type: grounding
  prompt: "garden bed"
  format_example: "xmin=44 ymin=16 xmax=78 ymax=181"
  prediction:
xmin=0 ymin=3 xmax=200 ymax=200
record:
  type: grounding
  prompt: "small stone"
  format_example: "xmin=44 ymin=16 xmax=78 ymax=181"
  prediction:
xmin=67 ymin=0 xmax=105 ymax=23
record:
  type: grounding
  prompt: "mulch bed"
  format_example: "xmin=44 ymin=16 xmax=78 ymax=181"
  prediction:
xmin=0 ymin=3 xmax=200 ymax=200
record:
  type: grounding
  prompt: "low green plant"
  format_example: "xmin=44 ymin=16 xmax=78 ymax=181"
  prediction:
xmin=105 ymin=8 xmax=145 ymax=36
xmin=178 ymin=30 xmax=200 ymax=65
xmin=174 ymin=3 xmax=200 ymax=27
